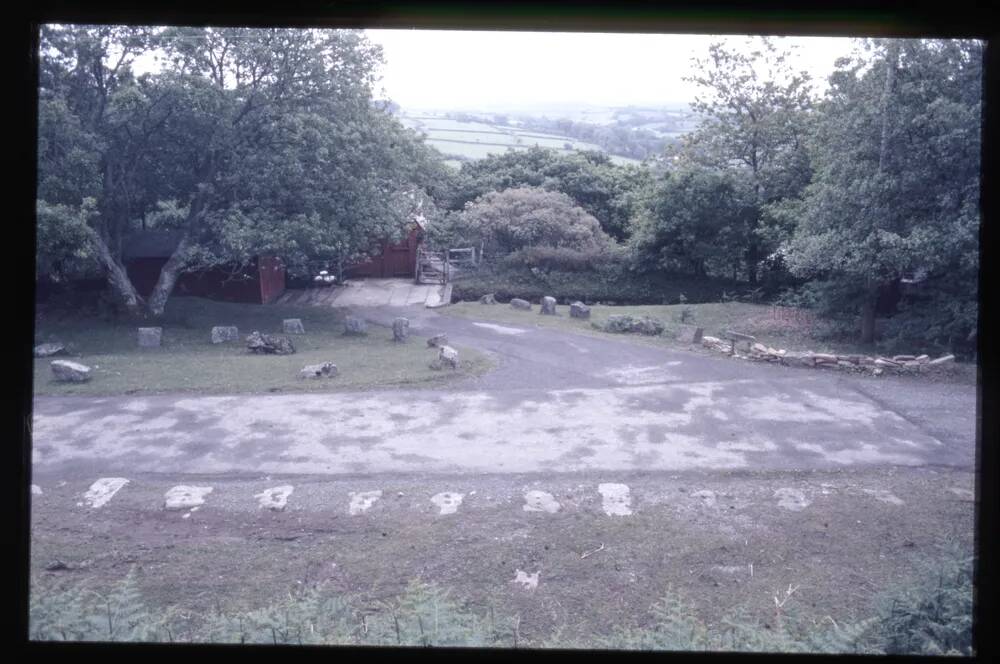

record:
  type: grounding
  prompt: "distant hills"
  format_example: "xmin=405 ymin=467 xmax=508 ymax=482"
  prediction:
xmin=391 ymin=103 xmax=701 ymax=167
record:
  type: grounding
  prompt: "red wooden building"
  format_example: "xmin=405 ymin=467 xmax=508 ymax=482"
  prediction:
xmin=124 ymin=231 xmax=286 ymax=304
xmin=343 ymin=217 xmax=425 ymax=279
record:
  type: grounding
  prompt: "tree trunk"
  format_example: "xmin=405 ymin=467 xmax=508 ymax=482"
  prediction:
xmin=746 ymin=239 xmax=759 ymax=285
xmin=86 ymin=225 xmax=147 ymax=319
xmin=860 ymin=42 xmax=900 ymax=344
xmin=146 ymin=234 xmax=195 ymax=317
xmin=146 ymin=159 xmax=217 ymax=317
xmin=878 ymin=41 xmax=900 ymax=174
xmin=861 ymin=284 xmax=880 ymax=344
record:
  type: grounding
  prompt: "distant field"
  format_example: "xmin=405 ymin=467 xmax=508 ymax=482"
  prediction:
xmin=402 ymin=114 xmax=639 ymax=165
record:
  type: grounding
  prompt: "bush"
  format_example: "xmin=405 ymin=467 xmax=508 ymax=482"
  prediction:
xmin=454 ymin=187 xmax=613 ymax=255
xmin=598 ymin=314 xmax=667 ymax=336
xmin=872 ymin=545 xmax=974 ymax=656
xmin=451 ymin=263 xmax=751 ymax=306
xmin=499 ymin=246 xmax=617 ymax=273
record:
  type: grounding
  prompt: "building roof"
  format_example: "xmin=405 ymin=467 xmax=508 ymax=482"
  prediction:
xmin=123 ymin=230 xmax=185 ymax=259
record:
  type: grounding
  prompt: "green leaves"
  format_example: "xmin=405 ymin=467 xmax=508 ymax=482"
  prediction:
xmin=782 ymin=39 xmax=981 ymax=344
xmin=455 ymin=186 xmax=613 ymax=256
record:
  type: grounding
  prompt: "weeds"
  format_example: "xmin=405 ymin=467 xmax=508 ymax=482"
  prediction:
xmin=30 ymin=551 xmax=974 ymax=653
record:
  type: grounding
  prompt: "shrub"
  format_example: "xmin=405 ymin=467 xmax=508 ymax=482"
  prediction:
xmin=598 ymin=314 xmax=667 ymax=335
xmin=450 ymin=264 xmax=751 ymax=306
xmin=499 ymin=245 xmax=616 ymax=273
xmin=455 ymin=187 xmax=613 ymax=254
xmin=871 ymin=545 xmax=974 ymax=656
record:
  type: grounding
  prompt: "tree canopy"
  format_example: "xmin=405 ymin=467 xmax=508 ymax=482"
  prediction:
xmin=782 ymin=39 xmax=981 ymax=344
xmin=452 ymin=186 xmax=612 ymax=256
xmin=37 ymin=25 xmax=445 ymax=316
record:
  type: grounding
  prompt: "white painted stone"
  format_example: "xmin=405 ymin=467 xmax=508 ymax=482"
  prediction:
xmin=691 ymin=489 xmax=717 ymax=508
xmin=431 ymin=491 xmax=464 ymax=514
xmin=598 ymin=483 xmax=632 ymax=516
xmin=523 ymin=490 xmax=560 ymax=513
xmin=348 ymin=490 xmax=382 ymax=515
xmin=774 ymin=487 xmax=811 ymax=511
xmin=472 ymin=322 xmax=526 ymax=336
xmin=164 ymin=485 xmax=213 ymax=511
xmin=512 ymin=569 xmax=539 ymax=590
xmin=83 ymin=477 xmax=129 ymax=508
xmin=712 ymin=565 xmax=744 ymax=574
xmin=255 ymin=485 xmax=294 ymax=510
xmin=863 ymin=489 xmax=904 ymax=505
xmin=31 ymin=484 xmax=43 ymax=495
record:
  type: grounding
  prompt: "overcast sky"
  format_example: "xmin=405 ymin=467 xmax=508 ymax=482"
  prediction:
xmin=364 ymin=30 xmax=859 ymax=110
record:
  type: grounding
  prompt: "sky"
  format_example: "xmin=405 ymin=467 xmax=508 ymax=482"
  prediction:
xmin=364 ymin=30 xmax=859 ymax=110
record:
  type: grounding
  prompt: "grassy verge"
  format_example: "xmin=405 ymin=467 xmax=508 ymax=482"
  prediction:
xmin=33 ymin=296 xmax=493 ymax=397
xmin=445 ymin=301 xmax=862 ymax=353
xmin=29 ymin=548 xmax=973 ymax=653
xmin=444 ymin=301 xmax=975 ymax=374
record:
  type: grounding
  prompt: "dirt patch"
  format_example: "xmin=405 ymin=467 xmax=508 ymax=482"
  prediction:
xmin=30 ymin=466 xmax=975 ymax=647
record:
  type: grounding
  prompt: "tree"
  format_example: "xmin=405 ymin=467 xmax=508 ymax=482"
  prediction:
xmin=453 ymin=187 xmax=612 ymax=256
xmin=682 ymin=37 xmax=814 ymax=284
xmin=449 ymin=147 xmax=649 ymax=241
xmin=783 ymin=39 xmax=982 ymax=345
xmin=37 ymin=25 xmax=443 ymax=317
xmin=628 ymin=166 xmax=751 ymax=277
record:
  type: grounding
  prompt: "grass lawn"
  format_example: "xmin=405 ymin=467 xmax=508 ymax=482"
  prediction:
xmin=33 ymin=296 xmax=493 ymax=397
xmin=443 ymin=300 xmax=949 ymax=360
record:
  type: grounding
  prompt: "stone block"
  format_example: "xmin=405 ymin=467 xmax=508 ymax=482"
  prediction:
xmin=137 ymin=327 xmax=162 ymax=348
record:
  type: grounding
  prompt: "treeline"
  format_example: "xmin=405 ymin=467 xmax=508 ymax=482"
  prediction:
xmin=36 ymin=30 xmax=980 ymax=353
xmin=425 ymin=38 xmax=981 ymax=352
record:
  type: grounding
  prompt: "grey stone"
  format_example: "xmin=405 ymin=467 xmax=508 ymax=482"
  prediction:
xmin=782 ymin=352 xmax=814 ymax=367
xmin=540 ymin=296 xmax=557 ymax=315
xmin=510 ymin=298 xmax=531 ymax=310
xmin=34 ymin=342 xmax=66 ymax=358
xmin=929 ymin=354 xmax=955 ymax=366
xmin=137 ymin=327 xmax=162 ymax=348
xmin=812 ymin=353 xmax=838 ymax=364
xmin=569 ymin=301 xmax=591 ymax=319
xmin=392 ymin=317 xmax=410 ymax=342
xmin=282 ymin=319 xmax=305 ymax=335
xmin=344 ymin=316 xmax=367 ymax=336
xmin=427 ymin=333 xmax=448 ymax=348
xmin=51 ymin=359 xmax=92 ymax=382
xmin=299 ymin=362 xmax=338 ymax=379
xmin=479 ymin=293 xmax=497 ymax=305
xmin=246 ymin=331 xmax=296 ymax=355
xmin=211 ymin=326 xmax=239 ymax=344
xmin=892 ymin=355 xmax=916 ymax=363
xmin=676 ymin=325 xmax=704 ymax=344
xmin=438 ymin=345 xmax=459 ymax=369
